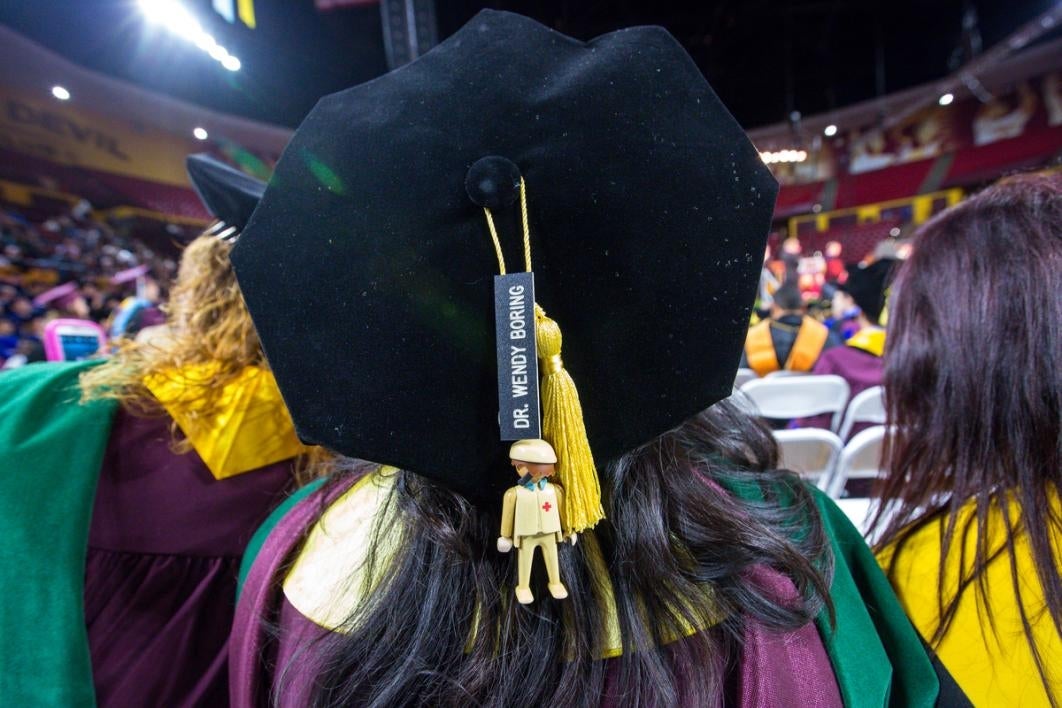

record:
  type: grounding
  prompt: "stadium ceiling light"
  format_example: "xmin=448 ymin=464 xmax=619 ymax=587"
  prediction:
xmin=938 ymin=93 xmax=954 ymax=106
xmin=194 ymin=32 xmax=217 ymax=51
xmin=758 ymin=149 xmax=808 ymax=164
xmin=823 ymin=124 xmax=838 ymax=137
xmin=51 ymin=85 xmax=71 ymax=101
xmin=193 ymin=127 xmax=209 ymax=140
xmin=138 ymin=0 xmax=242 ymax=72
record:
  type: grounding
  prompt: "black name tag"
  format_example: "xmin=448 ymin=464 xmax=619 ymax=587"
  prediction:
xmin=494 ymin=272 xmax=541 ymax=440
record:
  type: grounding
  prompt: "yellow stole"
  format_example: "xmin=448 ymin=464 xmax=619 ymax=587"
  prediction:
xmin=877 ymin=492 xmax=1062 ymax=706
xmin=845 ymin=327 xmax=886 ymax=357
xmin=144 ymin=364 xmax=309 ymax=480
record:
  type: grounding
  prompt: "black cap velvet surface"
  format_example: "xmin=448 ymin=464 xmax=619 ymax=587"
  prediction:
xmin=186 ymin=154 xmax=266 ymax=231
xmin=231 ymin=10 xmax=778 ymax=503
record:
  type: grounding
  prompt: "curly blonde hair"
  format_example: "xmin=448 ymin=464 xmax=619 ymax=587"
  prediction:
xmin=81 ymin=231 xmax=262 ymax=413
xmin=80 ymin=230 xmax=334 ymax=482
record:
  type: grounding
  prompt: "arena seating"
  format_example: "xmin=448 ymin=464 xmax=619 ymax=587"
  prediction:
xmin=772 ymin=428 xmax=844 ymax=490
xmin=836 ymin=386 xmax=885 ymax=441
xmin=740 ymin=375 xmax=850 ymax=430
xmin=827 ymin=425 xmax=888 ymax=499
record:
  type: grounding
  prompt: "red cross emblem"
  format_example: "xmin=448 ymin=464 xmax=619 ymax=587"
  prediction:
xmin=542 ymin=501 xmax=552 ymax=512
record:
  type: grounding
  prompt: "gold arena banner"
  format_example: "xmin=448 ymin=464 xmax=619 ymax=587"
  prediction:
xmin=788 ymin=189 xmax=964 ymax=238
xmin=0 ymin=88 xmax=197 ymax=186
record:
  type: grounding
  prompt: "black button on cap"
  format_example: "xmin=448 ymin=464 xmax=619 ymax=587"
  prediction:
xmin=465 ymin=156 xmax=522 ymax=209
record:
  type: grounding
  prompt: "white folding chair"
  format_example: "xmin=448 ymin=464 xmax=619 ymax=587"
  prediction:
xmin=773 ymin=428 xmax=844 ymax=490
xmin=836 ymin=385 xmax=886 ymax=440
xmin=835 ymin=496 xmax=902 ymax=543
xmin=764 ymin=369 xmax=808 ymax=378
xmin=740 ymin=375 xmax=851 ymax=429
xmin=827 ymin=425 xmax=888 ymax=499
xmin=734 ymin=368 xmax=758 ymax=390
xmin=835 ymin=497 xmax=875 ymax=535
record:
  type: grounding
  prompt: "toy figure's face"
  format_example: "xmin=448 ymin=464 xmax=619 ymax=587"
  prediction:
xmin=512 ymin=459 xmax=555 ymax=481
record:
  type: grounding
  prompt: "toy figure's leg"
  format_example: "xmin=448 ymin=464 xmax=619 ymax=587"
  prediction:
xmin=515 ymin=539 xmax=537 ymax=604
xmin=542 ymin=538 xmax=568 ymax=600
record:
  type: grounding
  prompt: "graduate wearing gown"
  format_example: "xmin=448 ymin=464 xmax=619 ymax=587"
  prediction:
xmin=872 ymin=175 xmax=1061 ymax=706
xmin=0 ymin=156 xmax=309 ymax=707
xmin=226 ymin=11 xmax=954 ymax=707
xmin=796 ymin=264 xmax=892 ymax=437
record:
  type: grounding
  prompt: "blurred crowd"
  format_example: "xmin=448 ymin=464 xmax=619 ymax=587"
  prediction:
xmin=0 ymin=204 xmax=175 ymax=366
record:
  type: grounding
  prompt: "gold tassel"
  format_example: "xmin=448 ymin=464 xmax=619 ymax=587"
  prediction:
xmin=535 ymin=304 xmax=604 ymax=533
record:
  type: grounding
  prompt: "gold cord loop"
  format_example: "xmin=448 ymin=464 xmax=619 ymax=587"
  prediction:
xmin=481 ymin=178 xmax=532 ymax=275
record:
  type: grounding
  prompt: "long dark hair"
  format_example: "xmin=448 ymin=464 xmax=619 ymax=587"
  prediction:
xmin=872 ymin=173 xmax=1061 ymax=696
xmin=279 ymin=399 xmax=833 ymax=707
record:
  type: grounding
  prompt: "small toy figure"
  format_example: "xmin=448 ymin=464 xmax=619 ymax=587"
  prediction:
xmin=497 ymin=439 xmax=575 ymax=604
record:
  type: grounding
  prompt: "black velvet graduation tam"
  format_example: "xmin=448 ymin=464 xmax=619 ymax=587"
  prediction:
xmin=231 ymin=10 xmax=778 ymax=503
xmin=186 ymin=154 xmax=265 ymax=236
xmin=840 ymin=259 xmax=897 ymax=325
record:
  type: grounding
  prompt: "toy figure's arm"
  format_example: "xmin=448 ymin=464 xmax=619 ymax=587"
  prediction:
xmin=498 ymin=488 xmax=516 ymax=552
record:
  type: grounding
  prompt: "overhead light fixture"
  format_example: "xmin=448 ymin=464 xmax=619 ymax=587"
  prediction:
xmin=138 ymin=0 xmax=242 ymax=71
xmin=194 ymin=32 xmax=217 ymax=51
xmin=823 ymin=124 xmax=838 ymax=137
xmin=759 ymin=149 xmax=808 ymax=164
xmin=51 ymin=85 xmax=71 ymax=101
xmin=938 ymin=93 xmax=954 ymax=106
xmin=193 ymin=127 xmax=209 ymax=140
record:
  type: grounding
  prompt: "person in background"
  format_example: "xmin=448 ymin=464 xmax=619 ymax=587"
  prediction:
xmin=109 ymin=276 xmax=165 ymax=339
xmin=0 ymin=155 xmax=315 ymax=707
xmin=0 ymin=318 xmax=18 ymax=365
xmin=827 ymin=258 xmax=893 ymax=344
xmin=824 ymin=240 xmax=846 ymax=282
xmin=753 ymin=244 xmax=779 ymax=319
xmin=780 ymin=236 xmax=802 ymax=282
xmin=873 ymin=173 xmax=1060 ymax=706
xmin=794 ymin=265 xmax=892 ymax=439
xmin=742 ymin=281 xmax=841 ymax=377
xmin=4 ymin=294 xmax=37 ymax=330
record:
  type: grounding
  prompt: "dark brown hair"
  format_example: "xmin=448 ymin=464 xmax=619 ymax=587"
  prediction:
xmin=872 ymin=172 xmax=1061 ymax=696
xmin=282 ymin=400 xmax=834 ymax=707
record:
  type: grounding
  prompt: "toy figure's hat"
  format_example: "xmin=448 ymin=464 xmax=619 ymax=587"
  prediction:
xmin=231 ymin=10 xmax=777 ymax=517
xmin=510 ymin=439 xmax=558 ymax=465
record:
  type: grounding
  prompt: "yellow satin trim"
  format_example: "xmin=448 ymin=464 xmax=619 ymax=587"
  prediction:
xmin=845 ymin=327 xmax=886 ymax=357
xmin=877 ymin=491 xmax=1062 ymax=706
xmin=283 ymin=468 xmax=401 ymax=630
xmin=144 ymin=364 xmax=309 ymax=480
xmin=282 ymin=468 xmax=720 ymax=658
